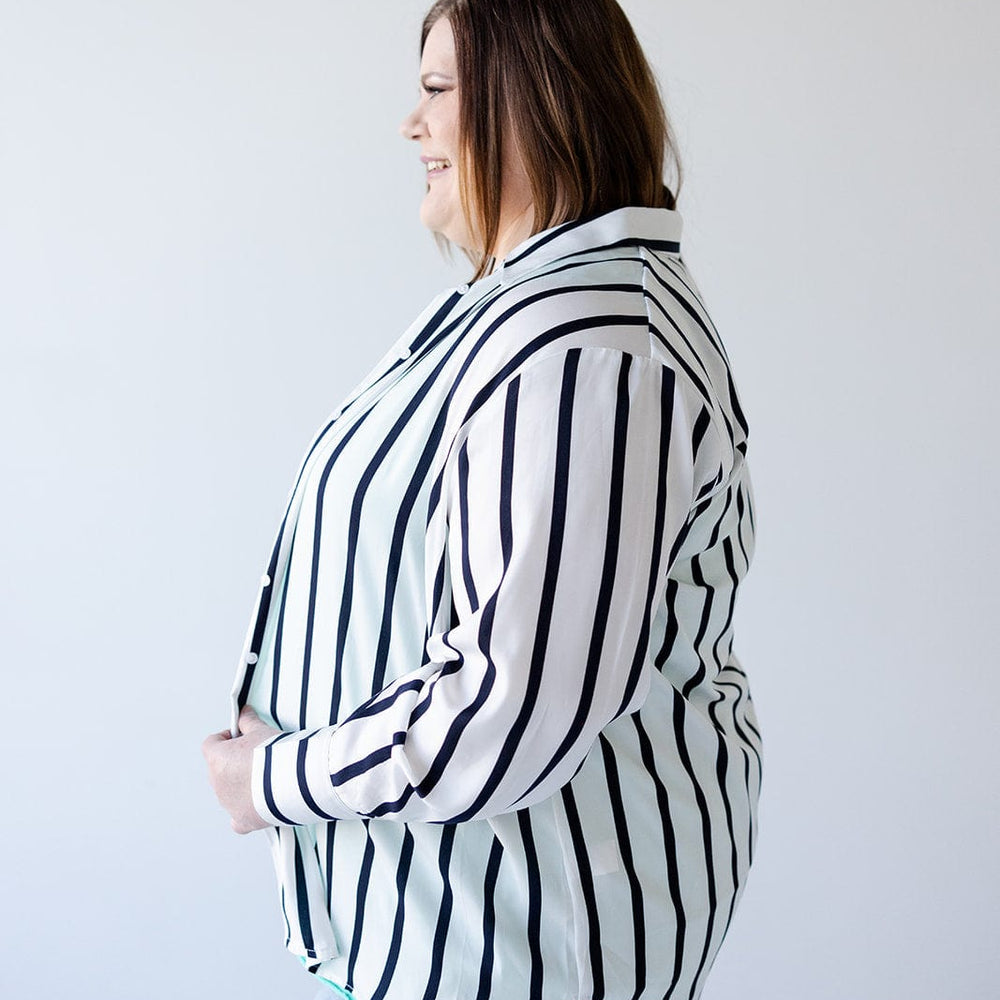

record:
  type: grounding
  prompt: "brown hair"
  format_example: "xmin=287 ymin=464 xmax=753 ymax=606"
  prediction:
xmin=421 ymin=0 xmax=682 ymax=282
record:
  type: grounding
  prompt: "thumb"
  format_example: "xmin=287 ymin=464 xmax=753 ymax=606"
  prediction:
xmin=237 ymin=704 xmax=266 ymax=735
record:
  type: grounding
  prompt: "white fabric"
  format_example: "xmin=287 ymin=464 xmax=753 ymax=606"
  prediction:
xmin=228 ymin=206 xmax=761 ymax=999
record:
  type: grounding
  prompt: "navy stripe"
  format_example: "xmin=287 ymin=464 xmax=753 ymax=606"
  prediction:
xmin=345 ymin=822 xmax=376 ymax=992
xmin=261 ymin=740 xmax=297 ymax=826
xmin=562 ymin=786 xmax=605 ymax=1000
xmin=615 ymin=365 xmax=677 ymax=714
xmin=420 ymin=825 xmax=457 ymax=1000
xmin=369 ymin=828 xmax=416 ymax=1000
xmin=599 ymin=734 xmax=647 ymax=999
xmin=296 ymin=739 xmax=338 ymax=820
xmin=681 ymin=555 xmax=715 ymax=698
xmin=457 ymin=442 xmax=478 ymax=609
xmin=292 ymin=833 xmax=316 ymax=956
xmin=270 ymin=555 xmax=294 ymax=726
xmin=672 ymin=690 xmax=720 ymax=997
xmin=633 ymin=713 xmax=687 ymax=999
xmin=517 ymin=810 xmax=544 ymax=996
xmin=474 ymin=837 xmax=505 ymax=1000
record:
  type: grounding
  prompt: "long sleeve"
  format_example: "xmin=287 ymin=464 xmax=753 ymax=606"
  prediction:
xmin=251 ymin=345 xmax=700 ymax=826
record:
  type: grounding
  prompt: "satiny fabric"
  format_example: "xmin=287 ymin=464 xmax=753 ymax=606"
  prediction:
xmin=228 ymin=205 xmax=761 ymax=999
xmin=311 ymin=973 xmax=355 ymax=1000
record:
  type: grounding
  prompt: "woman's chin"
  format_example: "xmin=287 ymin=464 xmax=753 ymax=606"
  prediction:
xmin=420 ymin=218 xmax=474 ymax=254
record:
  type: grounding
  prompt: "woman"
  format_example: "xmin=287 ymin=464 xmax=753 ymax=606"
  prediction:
xmin=203 ymin=2 xmax=761 ymax=998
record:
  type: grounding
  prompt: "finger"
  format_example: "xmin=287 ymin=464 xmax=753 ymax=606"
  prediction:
xmin=201 ymin=731 xmax=231 ymax=756
xmin=237 ymin=704 xmax=264 ymax=734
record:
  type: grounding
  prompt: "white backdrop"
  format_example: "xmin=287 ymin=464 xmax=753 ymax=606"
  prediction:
xmin=2 ymin=1 xmax=997 ymax=997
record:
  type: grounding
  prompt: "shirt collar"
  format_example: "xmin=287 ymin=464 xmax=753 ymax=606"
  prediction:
xmin=494 ymin=205 xmax=683 ymax=284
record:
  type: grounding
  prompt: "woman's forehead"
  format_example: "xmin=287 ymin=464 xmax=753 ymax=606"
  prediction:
xmin=421 ymin=17 xmax=457 ymax=75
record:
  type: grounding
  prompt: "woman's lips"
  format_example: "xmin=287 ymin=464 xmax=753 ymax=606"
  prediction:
xmin=422 ymin=157 xmax=452 ymax=178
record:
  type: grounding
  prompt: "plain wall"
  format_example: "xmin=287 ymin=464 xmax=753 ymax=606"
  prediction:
xmin=2 ymin=1 xmax=997 ymax=997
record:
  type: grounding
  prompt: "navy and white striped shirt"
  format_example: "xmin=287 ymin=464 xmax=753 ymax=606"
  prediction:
xmin=228 ymin=205 xmax=761 ymax=999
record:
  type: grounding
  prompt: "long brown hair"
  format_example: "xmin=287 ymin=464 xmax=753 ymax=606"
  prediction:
xmin=421 ymin=0 xmax=682 ymax=282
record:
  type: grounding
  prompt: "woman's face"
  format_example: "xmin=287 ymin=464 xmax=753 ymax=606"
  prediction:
xmin=400 ymin=18 xmax=534 ymax=260
xmin=400 ymin=18 xmax=472 ymax=250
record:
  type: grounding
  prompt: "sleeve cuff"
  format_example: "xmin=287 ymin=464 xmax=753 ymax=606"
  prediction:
xmin=251 ymin=727 xmax=357 ymax=826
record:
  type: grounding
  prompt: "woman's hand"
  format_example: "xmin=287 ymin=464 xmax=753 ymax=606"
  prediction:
xmin=202 ymin=706 xmax=282 ymax=834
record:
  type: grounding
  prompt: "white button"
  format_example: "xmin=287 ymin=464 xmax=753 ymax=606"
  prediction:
xmin=261 ymin=574 xmax=271 ymax=587
xmin=247 ymin=652 xmax=259 ymax=665
xmin=399 ymin=346 xmax=412 ymax=359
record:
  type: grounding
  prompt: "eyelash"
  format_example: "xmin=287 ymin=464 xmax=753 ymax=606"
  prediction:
xmin=422 ymin=85 xmax=445 ymax=98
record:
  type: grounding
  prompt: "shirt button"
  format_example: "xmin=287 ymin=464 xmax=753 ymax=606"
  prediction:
xmin=399 ymin=346 xmax=412 ymax=359
xmin=261 ymin=574 xmax=271 ymax=587
xmin=247 ymin=652 xmax=259 ymax=665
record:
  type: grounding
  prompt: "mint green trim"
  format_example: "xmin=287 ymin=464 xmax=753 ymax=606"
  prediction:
xmin=298 ymin=956 xmax=357 ymax=999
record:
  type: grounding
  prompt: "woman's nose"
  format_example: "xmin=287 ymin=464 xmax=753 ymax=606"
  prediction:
xmin=399 ymin=105 xmax=425 ymax=141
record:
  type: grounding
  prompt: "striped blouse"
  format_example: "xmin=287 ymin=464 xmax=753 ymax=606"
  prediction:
xmin=228 ymin=205 xmax=761 ymax=1000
